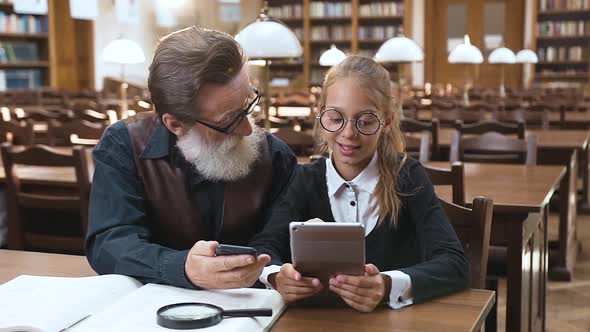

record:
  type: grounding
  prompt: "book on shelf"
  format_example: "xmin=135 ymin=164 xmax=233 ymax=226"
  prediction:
xmin=268 ymin=3 xmax=303 ymax=19
xmin=0 ymin=274 xmax=286 ymax=332
xmin=538 ymin=20 xmax=590 ymax=36
xmin=0 ymin=12 xmax=47 ymax=33
xmin=359 ymin=2 xmax=404 ymax=17
xmin=310 ymin=1 xmax=352 ymax=18
xmin=540 ymin=0 xmax=590 ymax=11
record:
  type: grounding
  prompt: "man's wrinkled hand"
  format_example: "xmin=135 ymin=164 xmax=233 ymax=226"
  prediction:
xmin=185 ymin=240 xmax=271 ymax=289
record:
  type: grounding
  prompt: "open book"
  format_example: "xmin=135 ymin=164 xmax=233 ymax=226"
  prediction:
xmin=0 ymin=274 xmax=286 ymax=332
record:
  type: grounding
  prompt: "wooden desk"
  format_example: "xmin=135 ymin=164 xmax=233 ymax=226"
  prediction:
xmin=416 ymin=109 xmax=590 ymax=129
xmin=0 ymin=250 xmax=495 ymax=332
xmin=431 ymin=128 xmax=585 ymax=280
xmin=427 ymin=162 xmax=565 ymax=332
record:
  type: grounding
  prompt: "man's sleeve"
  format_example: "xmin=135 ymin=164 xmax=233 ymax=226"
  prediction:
xmin=85 ymin=122 xmax=195 ymax=289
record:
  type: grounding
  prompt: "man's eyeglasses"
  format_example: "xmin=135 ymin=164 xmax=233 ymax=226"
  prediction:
xmin=316 ymin=109 xmax=385 ymax=135
xmin=193 ymin=87 xmax=261 ymax=134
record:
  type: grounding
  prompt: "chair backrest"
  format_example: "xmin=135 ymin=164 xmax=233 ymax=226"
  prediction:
xmin=47 ymin=119 xmax=106 ymax=146
xmin=451 ymin=131 xmax=538 ymax=165
xmin=77 ymin=109 xmax=110 ymax=124
xmin=0 ymin=143 xmax=90 ymax=253
xmin=439 ymin=196 xmax=493 ymax=289
xmin=460 ymin=102 xmax=497 ymax=113
xmin=423 ymin=162 xmax=465 ymax=205
xmin=273 ymin=128 xmax=315 ymax=156
xmin=401 ymin=118 xmax=440 ymax=160
xmin=73 ymin=146 xmax=94 ymax=235
xmin=404 ymin=131 xmax=430 ymax=163
xmin=455 ymin=119 xmax=525 ymax=139
xmin=432 ymin=109 xmax=485 ymax=126
xmin=496 ymin=109 xmax=549 ymax=129
xmin=0 ymin=119 xmax=35 ymax=145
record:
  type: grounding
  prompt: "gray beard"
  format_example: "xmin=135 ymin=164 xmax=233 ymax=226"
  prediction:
xmin=176 ymin=126 xmax=263 ymax=181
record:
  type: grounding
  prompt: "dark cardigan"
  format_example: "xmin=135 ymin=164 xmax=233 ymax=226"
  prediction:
xmin=248 ymin=157 xmax=470 ymax=304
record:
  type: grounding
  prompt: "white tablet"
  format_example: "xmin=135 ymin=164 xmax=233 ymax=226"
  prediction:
xmin=289 ymin=222 xmax=365 ymax=306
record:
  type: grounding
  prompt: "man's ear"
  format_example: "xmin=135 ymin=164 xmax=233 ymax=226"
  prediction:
xmin=161 ymin=113 xmax=187 ymax=137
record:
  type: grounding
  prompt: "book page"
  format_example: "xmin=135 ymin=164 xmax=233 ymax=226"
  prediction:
xmin=74 ymin=284 xmax=286 ymax=332
xmin=0 ymin=274 xmax=142 ymax=332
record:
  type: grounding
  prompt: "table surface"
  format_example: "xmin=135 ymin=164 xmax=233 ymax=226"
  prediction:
xmin=432 ymin=127 xmax=590 ymax=149
xmin=427 ymin=162 xmax=565 ymax=212
xmin=0 ymin=249 xmax=495 ymax=332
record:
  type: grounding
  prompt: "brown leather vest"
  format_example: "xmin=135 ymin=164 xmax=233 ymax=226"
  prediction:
xmin=123 ymin=112 xmax=273 ymax=250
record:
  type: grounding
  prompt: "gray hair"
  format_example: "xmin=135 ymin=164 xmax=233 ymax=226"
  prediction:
xmin=148 ymin=26 xmax=245 ymax=123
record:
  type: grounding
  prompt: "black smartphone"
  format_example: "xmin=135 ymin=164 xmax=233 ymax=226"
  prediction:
xmin=215 ymin=244 xmax=257 ymax=256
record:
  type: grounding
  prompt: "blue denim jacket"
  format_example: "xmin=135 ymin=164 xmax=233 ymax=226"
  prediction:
xmin=85 ymin=120 xmax=296 ymax=288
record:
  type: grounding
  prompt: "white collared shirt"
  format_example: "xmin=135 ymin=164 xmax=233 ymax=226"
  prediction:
xmin=260 ymin=152 xmax=413 ymax=309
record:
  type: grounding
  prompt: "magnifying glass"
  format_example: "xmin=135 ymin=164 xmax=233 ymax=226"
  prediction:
xmin=156 ymin=302 xmax=273 ymax=329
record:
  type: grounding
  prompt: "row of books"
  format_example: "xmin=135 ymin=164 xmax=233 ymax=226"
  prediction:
xmin=538 ymin=20 xmax=590 ymax=36
xmin=268 ymin=4 xmax=303 ymax=19
xmin=536 ymin=69 xmax=588 ymax=76
xmin=0 ymin=41 xmax=39 ymax=62
xmin=537 ymin=45 xmax=588 ymax=61
xmin=0 ymin=13 xmax=48 ymax=33
xmin=539 ymin=0 xmax=590 ymax=11
xmin=311 ymin=25 xmax=352 ymax=41
xmin=358 ymin=25 xmax=401 ymax=40
xmin=310 ymin=2 xmax=352 ymax=18
xmin=359 ymin=2 xmax=404 ymax=17
xmin=357 ymin=49 xmax=376 ymax=58
xmin=0 ymin=69 xmax=43 ymax=90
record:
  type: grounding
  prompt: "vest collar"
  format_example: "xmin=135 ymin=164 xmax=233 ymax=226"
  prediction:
xmin=140 ymin=119 xmax=172 ymax=159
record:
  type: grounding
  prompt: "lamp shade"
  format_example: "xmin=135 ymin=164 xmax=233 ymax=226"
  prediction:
xmin=515 ymin=49 xmax=538 ymax=63
xmin=319 ymin=45 xmax=346 ymax=66
xmin=488 ymin=47 xmax=516 ymax=64
xmin=235 ymin=11 xmax=302 ymax=59
xmin=374 ymin=36 xmax=424 ymax=63
xmin=102 ymin=38 xmax=146 ymax=64
xmin=448 ymin=37 xmax=483 ymax=64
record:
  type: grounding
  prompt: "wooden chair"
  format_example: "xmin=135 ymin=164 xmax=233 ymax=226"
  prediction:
xmin=496 ymin=109 xmax=549 ymax=129
xmin=77 ymin=109 xmax=110 ymax=124
xmin=401 ymin=118 xmax=440 ymax=160
xmin=439 ymin=196 xmax=495 ymax=331
xmin=404 ymin=131 xmax=430 ymax=163
xmin=450 ymin=130 xmax=538 ymax=165
xmin=273 ymin=128 xmax=315 ymax=156
xmin=454 ymin=119 xmax=525 ymax=139
xmin=0 ymin=119 xmax=35 ymax=145
xmin=432 ymin=109 xmax=485 ymax=126
xmin=1 ymin=143 xmax=92 ymax=254
xmin=423 ymin=162 xmax=465 ymax=205
xmin=440 ymin=196 xmax=493 ymax=289
xmin=47 ymin=119 xmax=106 ymax=146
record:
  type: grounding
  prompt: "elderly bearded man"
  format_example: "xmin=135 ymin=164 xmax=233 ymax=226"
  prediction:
xmin=86 ymin=27 xmax=296 ymax=290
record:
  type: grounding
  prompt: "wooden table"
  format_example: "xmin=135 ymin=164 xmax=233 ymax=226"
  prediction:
xmin=427 ymin=162 xmax=565 ymax=332
xmin=416 ymin=109 xmax=590 ymax=129
xmin=0 ymin=250 xmax=495 ymax=332
xmin=431 ymin=128 xmax=585 ymax=280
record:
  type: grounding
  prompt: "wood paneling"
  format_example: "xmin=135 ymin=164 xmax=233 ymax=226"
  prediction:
xmin=48 ymin=0 xmax=94 ymax=90
xmin=425 ymin=0 xmax=524 ymax=89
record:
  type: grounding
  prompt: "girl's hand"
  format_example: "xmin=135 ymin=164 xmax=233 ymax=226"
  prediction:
xmin=270 ymin=263 xmax=323 ymax=303
xmin=329 ymin=264 xmax=390 ymax=312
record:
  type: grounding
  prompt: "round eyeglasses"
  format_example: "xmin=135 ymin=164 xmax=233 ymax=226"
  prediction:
xmin=316 ymin=109 xmax=385 ymax=135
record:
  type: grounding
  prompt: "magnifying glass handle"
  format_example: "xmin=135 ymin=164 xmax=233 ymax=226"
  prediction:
xmin=222 ymin=308 xmax=273 ymax=317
